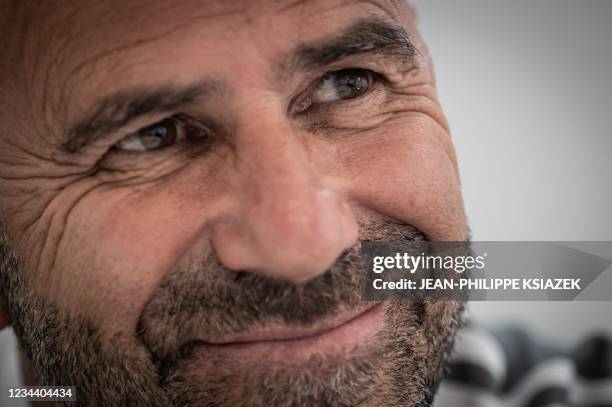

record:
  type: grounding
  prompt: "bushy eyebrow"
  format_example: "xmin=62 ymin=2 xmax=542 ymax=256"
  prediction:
xmin=62 ymin=83 xmax=216 ymax=154
xmin=291 ymin=19 xmax=419 ymax=71
xmin=62 ymin=19 xmax=418 ymax=154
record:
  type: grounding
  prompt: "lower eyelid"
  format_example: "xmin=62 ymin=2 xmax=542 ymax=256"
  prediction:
xmin=97 ymin=146 xmax=189 ymax=175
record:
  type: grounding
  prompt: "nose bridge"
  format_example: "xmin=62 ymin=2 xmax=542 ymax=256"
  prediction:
xmin=211 ymin=107 xmax=358 ymax=282
xmin=239 ymin=114 xmax=316 ymax=208
xmin=241 ymin=119 xmax=326 ymax=248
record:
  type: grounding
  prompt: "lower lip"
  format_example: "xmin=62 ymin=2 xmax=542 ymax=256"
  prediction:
xmin=188 ymin=303 xmax=386 ymax=361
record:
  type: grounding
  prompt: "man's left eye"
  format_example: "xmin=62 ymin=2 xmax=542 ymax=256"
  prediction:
xmin=310 ymin=69 xmax=374 ymax=104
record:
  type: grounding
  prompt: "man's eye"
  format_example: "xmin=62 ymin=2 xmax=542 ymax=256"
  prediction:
xmin=113 ymin=117 xmax=206 ymax=152
xmin=310 ymin=69 xmax=374 ymax=104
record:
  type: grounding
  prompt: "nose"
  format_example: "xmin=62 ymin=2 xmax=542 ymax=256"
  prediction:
xmin=211 ymin=111 xmax=358 ymax=283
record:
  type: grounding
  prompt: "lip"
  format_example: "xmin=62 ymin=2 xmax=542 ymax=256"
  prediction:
xmin=183 ymin=302 xmax=385 ymax=361
xmin=206 ymin=301 xmax=382 ymax=345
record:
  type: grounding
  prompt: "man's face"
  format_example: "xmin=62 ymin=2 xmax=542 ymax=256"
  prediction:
xmin=0 ymin=0 xmax=467 ymax=405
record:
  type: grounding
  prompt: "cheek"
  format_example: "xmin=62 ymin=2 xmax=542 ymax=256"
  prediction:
xmin=47 ymin=175 xmax=221 ymax=330
xmin=344 ymin=117 xmax=467 ymax=240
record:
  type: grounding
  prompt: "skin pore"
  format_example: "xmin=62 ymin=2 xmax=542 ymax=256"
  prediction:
xmin=0 ymin=0 xmax=468 ymax=406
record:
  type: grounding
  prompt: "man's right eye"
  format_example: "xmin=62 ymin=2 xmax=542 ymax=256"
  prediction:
xmin=113 ymin=116 xmax=208 ymax=152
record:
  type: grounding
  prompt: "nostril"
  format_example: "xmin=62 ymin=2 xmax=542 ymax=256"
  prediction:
xmin=232 ymin=270 xmax=250 ymax=282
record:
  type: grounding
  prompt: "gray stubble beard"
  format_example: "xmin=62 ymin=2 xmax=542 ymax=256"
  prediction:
xmin=0 ymin=221 xmax=465 ymax=406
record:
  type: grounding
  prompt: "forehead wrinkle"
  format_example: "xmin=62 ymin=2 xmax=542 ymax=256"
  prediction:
xmin=0 ymin=3 xmax=96 ymax=146
xmin=42 ymin=0 xmax=416 ymax=137
xmin=272 ymin=0 xmax=307 ymax=13
xmin=58 ymin=3 xmax=249 ymax=127
xmin=339 ymin=0 xmax=408 ymax=21
xmin=62 ymin=0 xmax=247 ymax=78
xmin=60 ymin=24 xmax=188 ymax=125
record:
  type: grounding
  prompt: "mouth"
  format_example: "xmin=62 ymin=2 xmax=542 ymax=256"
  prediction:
xmin=183 ymin=302 xmax=386 ymax=361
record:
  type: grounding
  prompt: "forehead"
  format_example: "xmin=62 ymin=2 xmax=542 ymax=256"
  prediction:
xmin=3 ymin=0 xmax=413 ymax=143
xmin=24 ymin=0 xmax=412 ymax=91
xmin=5 ymin=0 xmax=414 ymax=140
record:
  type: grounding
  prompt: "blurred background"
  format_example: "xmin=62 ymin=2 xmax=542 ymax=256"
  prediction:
xmin=415 ymin=0 xmax=612 ymax=344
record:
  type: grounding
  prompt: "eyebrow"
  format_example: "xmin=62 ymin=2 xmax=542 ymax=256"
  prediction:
xmin=63 ymin=19 xmax=417 ymax=154
xmin=63 ymin=83 xmax=215 ymax=153
xmin=292 ymin=18 xmax=419 ymax=71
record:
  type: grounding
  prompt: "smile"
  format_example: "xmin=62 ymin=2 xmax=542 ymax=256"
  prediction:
xmin=185 ymin=302 xmax=386 ymax=361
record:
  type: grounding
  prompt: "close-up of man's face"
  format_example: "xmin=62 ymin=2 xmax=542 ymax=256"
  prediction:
xmin=0 ymin=0 xmax=468 ymax=405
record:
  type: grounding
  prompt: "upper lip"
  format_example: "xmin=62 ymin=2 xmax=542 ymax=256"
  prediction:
xmin=203 ymin=301 xmax=381 ymax=345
